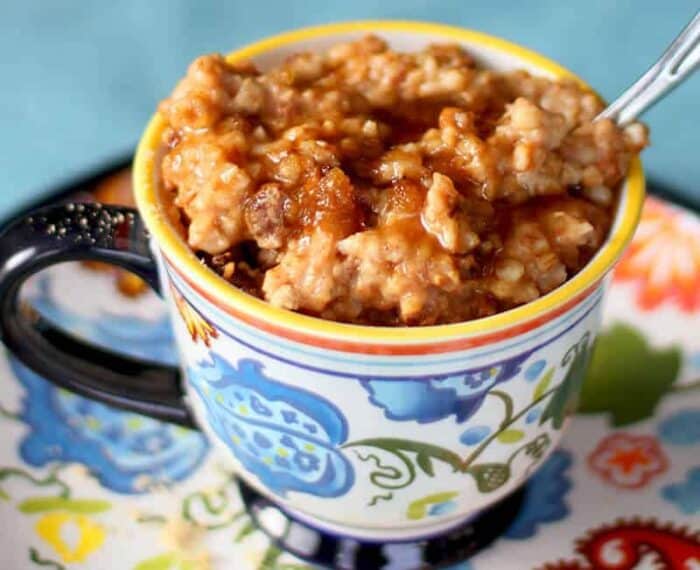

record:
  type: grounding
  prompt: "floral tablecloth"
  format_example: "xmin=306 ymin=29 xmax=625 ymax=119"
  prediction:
xmin=0 ymin=196 xmax=698 ymax=569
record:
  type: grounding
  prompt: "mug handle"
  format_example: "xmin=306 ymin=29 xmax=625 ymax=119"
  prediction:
xmin=0 ymin=202 xmax=195 ymax=427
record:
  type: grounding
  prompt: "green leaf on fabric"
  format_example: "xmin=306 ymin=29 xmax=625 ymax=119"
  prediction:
xmin=235 ymin=520 xmax=257 ymax=543
xmin=19 ymin=496 xmax=110 ymax=514
xmin=133 ymin=553 xmax=175 ymax=570
xmin=577 ymin=323 xmax=681 ymax=426
xmin=540 ymin=334 xmax=592 ymax=429
xmin=28 ymin=547 xmax=65 ymax=570
xmin=259 ymin=545 xmax=282 ymax=570
xmin=133 ymin=553 xmax=195 ymax=570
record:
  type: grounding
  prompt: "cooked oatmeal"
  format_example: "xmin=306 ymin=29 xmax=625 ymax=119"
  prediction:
xmin=158 ymin=35 xmax=647 ymax=326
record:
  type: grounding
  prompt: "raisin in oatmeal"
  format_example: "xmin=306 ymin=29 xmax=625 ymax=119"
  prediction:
xmin=158 ymin=35 xmax=647 ymax=326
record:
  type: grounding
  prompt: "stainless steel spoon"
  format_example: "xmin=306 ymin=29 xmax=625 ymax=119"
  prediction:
xmin=598 ymin=10 xmax=700 ymax=125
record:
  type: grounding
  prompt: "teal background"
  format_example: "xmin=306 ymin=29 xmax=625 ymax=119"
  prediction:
xmin=1 ymin=0 xmax=698 ymax=218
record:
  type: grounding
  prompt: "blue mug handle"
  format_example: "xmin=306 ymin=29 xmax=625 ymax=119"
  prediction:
xmin=0 ymin=202 xmax=195 ymax=427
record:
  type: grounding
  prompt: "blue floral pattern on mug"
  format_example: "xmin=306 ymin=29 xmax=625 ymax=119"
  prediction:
xmin=188 ymin=355 xmax=354 ymax=498
xmin=361 ymin=352 xmax=532 ymax=423
xmin=12 ymin=358 xmax=208 ymax=494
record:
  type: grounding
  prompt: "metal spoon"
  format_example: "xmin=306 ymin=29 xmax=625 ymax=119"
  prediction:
xmin=598 ymin=10 xmax=700 ymax=125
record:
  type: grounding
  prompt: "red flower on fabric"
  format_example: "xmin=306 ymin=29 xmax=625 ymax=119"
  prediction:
xmin=615 ymin=197 xmax=700 ymax=312
xmin=587 ymin=433 xmax=668 ymax=489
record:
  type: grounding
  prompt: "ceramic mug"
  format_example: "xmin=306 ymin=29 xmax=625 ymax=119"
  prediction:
xmin=0 ymin=21 xmax=644 ymax=541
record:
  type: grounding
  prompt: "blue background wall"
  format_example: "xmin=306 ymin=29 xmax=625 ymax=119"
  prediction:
xmin=1 ymin=0 xmax=698 ymax=217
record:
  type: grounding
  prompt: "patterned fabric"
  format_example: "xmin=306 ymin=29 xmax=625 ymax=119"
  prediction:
xmin=0 ymin=196 xmax=699 ymax=569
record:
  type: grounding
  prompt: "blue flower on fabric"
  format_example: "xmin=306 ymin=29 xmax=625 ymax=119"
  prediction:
xmin=661 ymin=467 xmax=700 ymax=515
xmin=690 ymin=351 xmax=700 ymax=371
xmin=12 ymin=359 xmax=208 ymax=494
xmin=28 ymin=274 xmax=177 ymax=365
xmin=505 ymin=450 xmax=573 ymax=539
xmin=361 ymin=352 xmax=532 ymax=424
xmin=188 ymin=355 xmax=354 ymax=498
xmin=658 ymin=409 xmax=700 ymax=445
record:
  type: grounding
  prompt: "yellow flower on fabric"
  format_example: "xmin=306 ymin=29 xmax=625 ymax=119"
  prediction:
xmin=35 ymin=512 xmax=106 ymax=563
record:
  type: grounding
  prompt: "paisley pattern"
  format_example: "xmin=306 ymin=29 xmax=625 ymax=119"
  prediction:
xmin=12 ymin=359 xmax=209 ymax=494
xmin=188 ymin=355 xmax=354 ymax=498
xmin=361 ymin=352 xmax=532 ymax=423
xmin=540 ymin=520 xmax=700 ymax=569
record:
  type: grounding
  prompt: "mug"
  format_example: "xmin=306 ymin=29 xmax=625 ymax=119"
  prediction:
xmin=0 ymin=21 xmax=644 ymax=541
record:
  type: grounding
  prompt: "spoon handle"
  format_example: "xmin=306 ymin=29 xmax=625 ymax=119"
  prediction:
xmin=599 ymin=11 xmax=700 ymax=125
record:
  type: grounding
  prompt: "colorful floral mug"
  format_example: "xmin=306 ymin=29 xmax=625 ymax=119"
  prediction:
xmin=0 ymin=22 xmax=644 ymax=541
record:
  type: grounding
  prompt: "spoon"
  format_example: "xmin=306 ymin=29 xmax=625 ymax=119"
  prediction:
xmin=598 ymin=10 xmax=700 ymax=125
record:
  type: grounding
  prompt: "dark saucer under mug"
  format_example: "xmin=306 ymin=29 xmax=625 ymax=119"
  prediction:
xmin=238 ymin=477 xmax=525 ymax=569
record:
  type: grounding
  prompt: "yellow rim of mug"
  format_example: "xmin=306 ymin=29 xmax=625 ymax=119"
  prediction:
xmin=133 ymin=20 xmax=645 ymax=343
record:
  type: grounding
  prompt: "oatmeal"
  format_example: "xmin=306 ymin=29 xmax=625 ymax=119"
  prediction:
xmin=158 ymin=35 xmax=647 ymax=326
